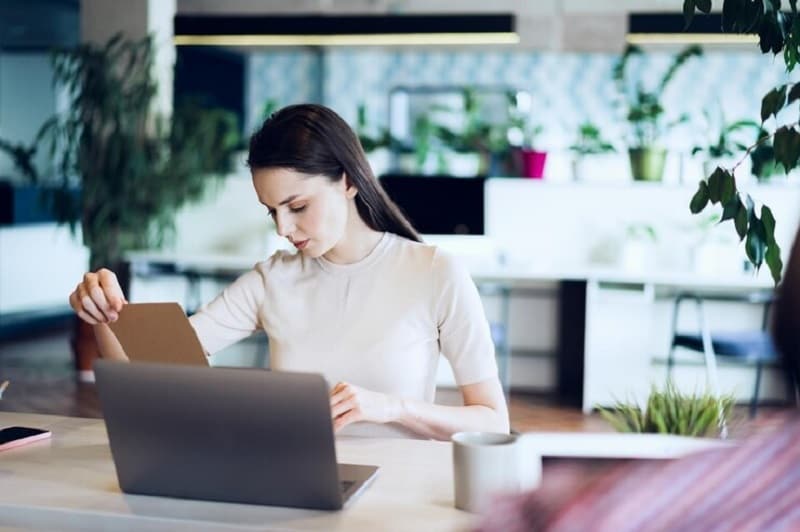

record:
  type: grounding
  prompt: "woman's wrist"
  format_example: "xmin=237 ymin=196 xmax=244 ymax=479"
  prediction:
xmin=389 ymin=396 xmax=408 ymax=425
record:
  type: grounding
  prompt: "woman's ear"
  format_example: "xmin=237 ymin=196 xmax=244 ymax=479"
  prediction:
xmin=343 ymin=172 xmax=358 ymax=199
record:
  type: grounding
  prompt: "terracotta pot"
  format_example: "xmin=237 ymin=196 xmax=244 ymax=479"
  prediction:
xmin=70 ymin=317 xmax=100 ymax=383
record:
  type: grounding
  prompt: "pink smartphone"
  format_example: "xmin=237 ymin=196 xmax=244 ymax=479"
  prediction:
xmin=0 ymin=426 xmax=52 ymax=451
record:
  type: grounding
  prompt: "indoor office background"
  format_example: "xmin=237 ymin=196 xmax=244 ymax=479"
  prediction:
xmin=248 ymin=49 xmax=792 ymax=149
xmin=1 ymin=0 xmax=799 ymax=423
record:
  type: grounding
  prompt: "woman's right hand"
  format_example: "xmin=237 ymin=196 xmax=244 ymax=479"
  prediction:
xmin=68 ymin=268 xmax=128 ymax=325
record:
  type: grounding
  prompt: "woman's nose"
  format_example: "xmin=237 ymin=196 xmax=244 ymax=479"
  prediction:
xmin=274 ymin=212 xmax=294 ymax=237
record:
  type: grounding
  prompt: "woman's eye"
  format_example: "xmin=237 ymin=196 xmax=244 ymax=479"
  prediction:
xmin=289 ymin=205 xmax=307 ymax=213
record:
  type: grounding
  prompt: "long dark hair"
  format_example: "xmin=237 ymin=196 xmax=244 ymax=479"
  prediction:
xmin=247 ymin=104 xmax=421 ymax=243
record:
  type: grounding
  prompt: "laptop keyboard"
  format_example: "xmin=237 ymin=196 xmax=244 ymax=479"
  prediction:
xmin=340 ymin=480 xmax=355 ymax=493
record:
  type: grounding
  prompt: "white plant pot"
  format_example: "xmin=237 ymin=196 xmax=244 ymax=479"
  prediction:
xmin=446 ymin=151 xmax=482 ymax=177
xmin=620 ymin=241 xmax=654 ymax=272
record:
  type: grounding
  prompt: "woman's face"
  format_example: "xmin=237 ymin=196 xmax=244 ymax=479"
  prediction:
xmin=251 ymin=167 xmax=352 ymax=257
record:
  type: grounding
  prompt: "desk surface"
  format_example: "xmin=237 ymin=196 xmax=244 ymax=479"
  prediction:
xmin=0 ymin=412 xmax=473 ymax=532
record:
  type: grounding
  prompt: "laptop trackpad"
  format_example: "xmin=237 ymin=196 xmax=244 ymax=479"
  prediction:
xmin=338 ymin=463 xmax=379 ymax=504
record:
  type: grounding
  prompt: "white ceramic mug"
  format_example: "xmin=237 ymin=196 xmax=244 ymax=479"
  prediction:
xmin=451 ymin=431 xmax=541 ymax=513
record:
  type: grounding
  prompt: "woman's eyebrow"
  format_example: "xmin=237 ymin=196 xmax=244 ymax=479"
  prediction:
xmin=263 ymin=194 xmax=301 ymax=210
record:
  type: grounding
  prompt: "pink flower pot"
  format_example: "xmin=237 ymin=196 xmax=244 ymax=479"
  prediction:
xmin=520 ymin=149 xmax=547 ymax=179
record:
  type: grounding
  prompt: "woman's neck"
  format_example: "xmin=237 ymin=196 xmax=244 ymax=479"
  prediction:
xmin=323 ymin=216 xmax=383 ymax=265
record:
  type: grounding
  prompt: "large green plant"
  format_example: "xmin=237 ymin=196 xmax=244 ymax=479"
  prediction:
xmin=2 ymin=35 xmax=240 ymax=272
xmin=685 ymin=0 xmax=800 ymax=283
xmin=613 ymin=44 xmax=703 ymax=148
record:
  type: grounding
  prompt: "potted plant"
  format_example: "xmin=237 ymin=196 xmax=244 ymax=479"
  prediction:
xmin=691 ymin=108 xmax=762 ymax=178
xmin=7 ymin=34 xmax=240 ymax=379
xmin=620 ymin=222 xmax=658 ymax=272
xmin=569 ymin=121 xmax=617 ymax=181
xmin=613 ymin=44 xmax=703 ymax=181
xmin=514 ymin=121 xmax=547 ymax=179
xmin=355 ymin=102 xmax=393 ymax=176
xmin=500 ymin=91 xmax=546 ymax=179
xmin=598 ymin=380 xmax=735 ymax=438
xmin=430 ymin=87 xmax=516 ymax=177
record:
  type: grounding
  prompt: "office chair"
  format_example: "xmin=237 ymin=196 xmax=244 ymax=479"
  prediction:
xmin=666 ymin=290 xmax=791 ymax=418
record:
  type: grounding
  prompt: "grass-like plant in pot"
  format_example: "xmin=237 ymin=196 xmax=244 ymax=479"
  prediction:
xmin=613 ymin=44 xmax=703 ymax=182
xmin=598 ymin=380 xmax=735 ymax=438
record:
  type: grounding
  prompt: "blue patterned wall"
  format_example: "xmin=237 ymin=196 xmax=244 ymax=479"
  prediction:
xmin=247 ymin=48 xmax=799 ymax=152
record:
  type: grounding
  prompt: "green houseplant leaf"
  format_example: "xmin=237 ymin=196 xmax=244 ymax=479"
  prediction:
xmin=761 ymin=84 xmax=788 ymax=121
xmin=690 ymin=181 xmax=710 ymax=213
xmin=773 ymin=125 xmax=800 ymax=172
xmin=683 ymin=1 xmax=800 ymax=283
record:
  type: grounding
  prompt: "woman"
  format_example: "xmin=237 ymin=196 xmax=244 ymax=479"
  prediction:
xmin=68 ymin=103 xmax=509 ymax=440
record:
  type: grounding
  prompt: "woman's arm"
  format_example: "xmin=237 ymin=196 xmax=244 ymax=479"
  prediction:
xmin=397 ymin=377 xmax=510 ymax=439
xmin=330 ymin=376 xmax=509 ymax=440
xmin=92 ymin=322 xmax=129 ymax=361
xmin=68 ymin=268 xmax=129 ymax=361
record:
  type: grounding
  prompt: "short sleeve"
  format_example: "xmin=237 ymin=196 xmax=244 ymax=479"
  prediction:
xmin=189 ymin=267 xmax=266 ymax=355
xmin=432 ymin=249 xmax=498 ymax=386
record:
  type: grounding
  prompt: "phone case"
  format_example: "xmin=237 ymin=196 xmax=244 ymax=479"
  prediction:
xmin=0 ymin=430 xmax=52 ymax=451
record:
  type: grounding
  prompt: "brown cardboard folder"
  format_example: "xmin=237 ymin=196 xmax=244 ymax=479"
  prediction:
xmin=108 ymin=303 xmax=209 ymax=366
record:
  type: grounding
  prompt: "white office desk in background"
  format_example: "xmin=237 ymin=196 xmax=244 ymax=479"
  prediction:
xmin=0 ymin=412 xmax=473 ymax=532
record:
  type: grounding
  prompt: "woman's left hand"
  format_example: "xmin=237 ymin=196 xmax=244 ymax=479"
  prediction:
xmin=329 ymin=382 xmax=401 ymax=431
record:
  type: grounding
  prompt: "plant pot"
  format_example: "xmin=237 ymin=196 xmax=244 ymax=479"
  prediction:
xmin=628 ymin=148 xmax=667 ymax=182
xmin=519 ymin=149 xmax=548 ymax=179
xmin=71 ymin=318 xmax=100 ymax=383
xmin=446 ymin=151 xmax=483 ymax=177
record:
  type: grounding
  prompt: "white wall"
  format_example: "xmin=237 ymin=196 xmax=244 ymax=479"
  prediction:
xmin=485 ymin=178 xmax=800 ymax=274
xmin=0 ymin=225 xmax=88 ymax=314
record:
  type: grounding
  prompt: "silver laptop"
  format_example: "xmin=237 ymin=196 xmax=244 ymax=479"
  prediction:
xmin=94 ymin=359 xmax=379 ymax=510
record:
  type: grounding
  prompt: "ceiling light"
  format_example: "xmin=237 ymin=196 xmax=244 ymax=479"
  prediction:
xmin=173 ymin=14 xmax=518 ymax=47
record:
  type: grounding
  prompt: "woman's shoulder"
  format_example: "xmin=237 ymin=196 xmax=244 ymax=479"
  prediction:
xmin=388 ymin=234 xmax=466 ymax=277
xmin=253 ymin=249 xmax=317 ymax=279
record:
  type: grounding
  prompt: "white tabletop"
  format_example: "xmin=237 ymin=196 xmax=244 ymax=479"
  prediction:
xmin=0 ymin=412 xmax=474 ymax=532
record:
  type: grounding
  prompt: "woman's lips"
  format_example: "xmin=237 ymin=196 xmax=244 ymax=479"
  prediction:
xmin=293 ymin=239 xmax=309 ymax=250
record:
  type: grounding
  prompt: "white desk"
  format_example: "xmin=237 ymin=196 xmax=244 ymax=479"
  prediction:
xmin=0 ymin=412 xmax=473 ymax=532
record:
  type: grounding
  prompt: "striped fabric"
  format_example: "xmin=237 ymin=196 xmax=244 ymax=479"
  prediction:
xmin=476 ymin=417 xmax=800 ymax=532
